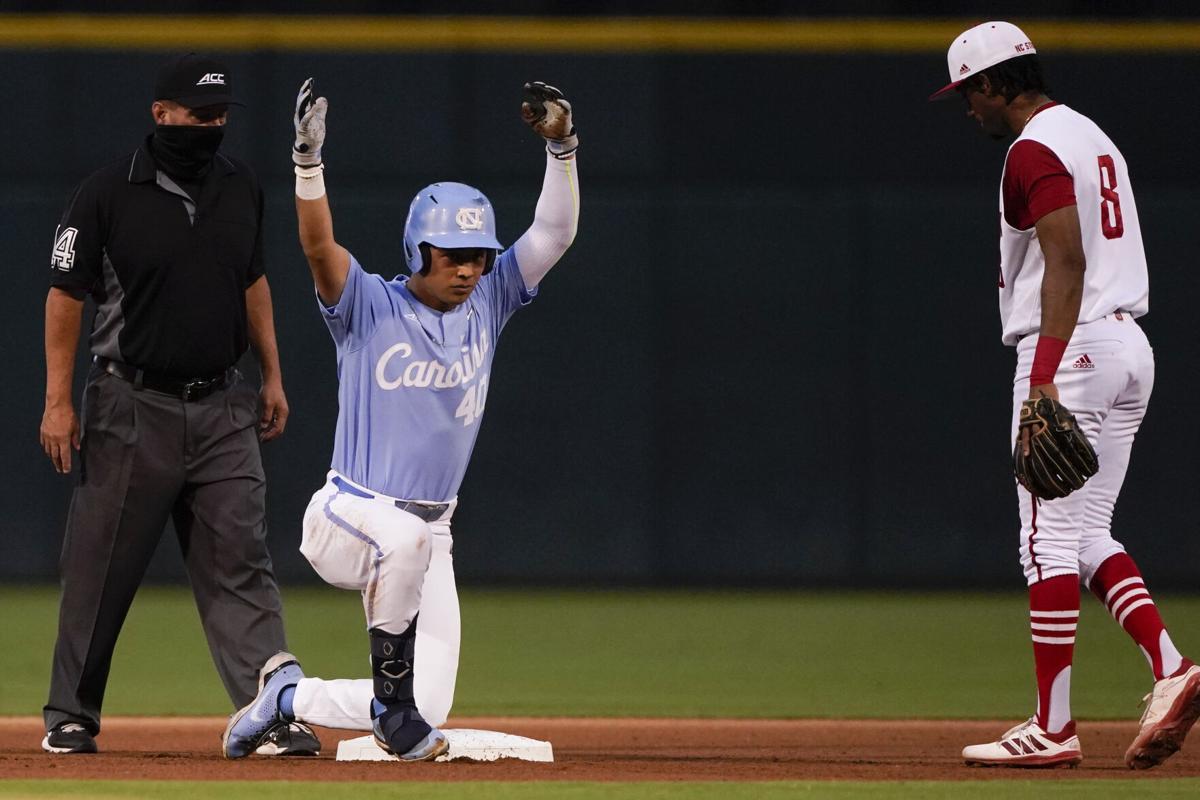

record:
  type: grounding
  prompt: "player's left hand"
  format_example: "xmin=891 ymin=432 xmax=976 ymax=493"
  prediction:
xmin=258 ymin=380 xmax=290 ymax=442
xmin=1013 ymin=391 xmax=1098 ymax=499
xmin=522 ymin=81 xmax=577 ymax=159
xmin=1022 ymin=383 xmax=1060 ymax=456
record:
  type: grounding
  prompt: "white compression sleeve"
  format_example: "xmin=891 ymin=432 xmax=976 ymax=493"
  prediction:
xmin=512 ymin=151 xmax=580 ymax=290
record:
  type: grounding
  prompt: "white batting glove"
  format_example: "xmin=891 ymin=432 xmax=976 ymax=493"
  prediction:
xmin=521 ymin=81 xmax=577 ymax=159
xmin=293 ymin=77 xmax=327 ymax=168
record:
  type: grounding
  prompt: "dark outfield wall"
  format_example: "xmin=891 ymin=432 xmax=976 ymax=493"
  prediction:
xmin=3 ymin=48 xmax=1198 ymax=587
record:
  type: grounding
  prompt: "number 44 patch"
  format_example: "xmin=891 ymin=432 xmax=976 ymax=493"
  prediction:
xmin=51 ymin=225 xmax=79 ymax=271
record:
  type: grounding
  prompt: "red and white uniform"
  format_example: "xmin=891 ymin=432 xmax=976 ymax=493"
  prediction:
xmin=999 ymin=103 xmax=1148 ymax=346
xmin=1000 ymin=104 xmax=1154 ymax=588
xmin=995 ymin=101 xmax=1193 ymax=745
xmin=947 ymin=23 xmax=1192 ymax=757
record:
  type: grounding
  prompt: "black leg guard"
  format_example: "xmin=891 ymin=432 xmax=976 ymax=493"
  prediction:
xmin=369 ymin=621 xmax=434 ymax=756
xmin=370 ymin=622 xmax=417 ymax=704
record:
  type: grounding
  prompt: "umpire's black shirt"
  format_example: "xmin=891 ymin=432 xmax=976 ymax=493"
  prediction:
xmin=50 ymin=136 xmax=265 ymax=378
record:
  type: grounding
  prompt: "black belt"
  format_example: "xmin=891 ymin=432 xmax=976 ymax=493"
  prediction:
xmin=95 ymin=356 xmax=232 ymax=402
xmin=332 ymin=476 xmax=450 ymax=522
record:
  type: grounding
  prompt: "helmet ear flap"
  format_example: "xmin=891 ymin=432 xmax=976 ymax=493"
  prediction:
xmin=403 ymin=234 xmax=419 ymax=274
xmin=483 ymin=249 xmax=496 ymax=275
xmin=417 ymin=242 xmax=432 ymax=276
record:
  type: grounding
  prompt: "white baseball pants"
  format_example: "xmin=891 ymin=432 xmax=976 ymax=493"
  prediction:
xmin=289 ymin=473 xmax=461 ymax=728
xmin=1012 ymin=314 xmax=1154 ymax=586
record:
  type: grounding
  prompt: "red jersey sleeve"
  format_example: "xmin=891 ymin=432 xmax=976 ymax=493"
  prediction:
xmin=1002 ymin=140 xmax=1076 ymax=230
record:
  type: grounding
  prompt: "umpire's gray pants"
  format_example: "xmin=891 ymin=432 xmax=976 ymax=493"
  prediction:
xmin=44 ymin=366 xmax=287 ymax=735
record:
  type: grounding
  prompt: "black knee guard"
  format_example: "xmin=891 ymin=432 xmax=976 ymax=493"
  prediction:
xmin=369 ymin=619 xmax=417 ymax=704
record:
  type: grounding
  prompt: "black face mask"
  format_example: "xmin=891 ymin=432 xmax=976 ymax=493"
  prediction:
xmin=151 ymin=124 xmax=225 ymax=179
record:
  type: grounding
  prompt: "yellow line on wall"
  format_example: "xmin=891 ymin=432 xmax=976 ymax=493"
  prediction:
xmin=1 ymin=15 xmax=1199 ymax=53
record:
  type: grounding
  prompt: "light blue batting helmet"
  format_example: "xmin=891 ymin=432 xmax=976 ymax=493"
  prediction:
xmin=402 ymin=182 xmax=503 ymax=274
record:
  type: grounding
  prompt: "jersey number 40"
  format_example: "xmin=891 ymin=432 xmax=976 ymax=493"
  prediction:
xmin=455 ymin=374 xmax=490 ymax=427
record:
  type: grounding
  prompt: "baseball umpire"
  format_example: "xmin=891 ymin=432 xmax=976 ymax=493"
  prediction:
xmin=39 ymin=53 xmax=319 ymax=756
xmin=220 ymin=77 xmax=580 ymax=759
xmin=932 ymin=22 xmax=1199 ymax=769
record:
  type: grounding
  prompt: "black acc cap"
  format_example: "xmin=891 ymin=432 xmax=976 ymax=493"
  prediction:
xmin=154 ymin=53 xmax=243 ymax=108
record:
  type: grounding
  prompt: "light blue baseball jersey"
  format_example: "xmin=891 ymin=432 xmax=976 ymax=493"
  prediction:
xmin=320 ymin=250 xmax=535 ymax=502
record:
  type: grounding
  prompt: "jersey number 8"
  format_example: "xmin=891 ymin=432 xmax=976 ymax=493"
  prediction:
xmin=1097 ymin=155 xmax=1124 ymax=240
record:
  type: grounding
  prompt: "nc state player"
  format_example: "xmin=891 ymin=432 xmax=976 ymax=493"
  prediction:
xmin=933 ymin=22 xmax=1199 ymax=769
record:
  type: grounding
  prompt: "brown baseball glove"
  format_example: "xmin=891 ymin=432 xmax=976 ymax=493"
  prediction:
xmin=1013 ymin=395 xmax=1099 ymax=500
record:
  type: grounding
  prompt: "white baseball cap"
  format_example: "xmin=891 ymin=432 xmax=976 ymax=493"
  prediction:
xmin=929 ymin=21 xmax=1036 ymax=100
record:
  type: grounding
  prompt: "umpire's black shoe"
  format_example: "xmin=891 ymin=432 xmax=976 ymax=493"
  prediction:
xmin=254 ymin=721 xmax=321 ymax=756
xmin=42 ymin=723 xmax=98 ymax=754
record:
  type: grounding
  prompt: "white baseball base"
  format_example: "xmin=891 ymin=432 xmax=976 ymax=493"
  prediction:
xmin=335 ymin=728 xmax=554 ymax=762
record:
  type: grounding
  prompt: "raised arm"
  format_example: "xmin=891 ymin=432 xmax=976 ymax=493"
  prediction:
xmin=292 ymin=78 xmax=350 ymax=306
xmin=512 ymin=82 xmax=581 ymax=290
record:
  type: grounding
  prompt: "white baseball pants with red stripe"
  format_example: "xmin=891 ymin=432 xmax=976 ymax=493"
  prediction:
xmin=1012 ymin=314 xmax=1154 ymax=586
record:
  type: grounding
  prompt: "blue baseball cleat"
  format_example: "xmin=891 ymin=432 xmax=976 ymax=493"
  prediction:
xmin=371 ymin=698 xmax=449 ymax=761
xmin=222 ymin=652 xmax=306 ymax=759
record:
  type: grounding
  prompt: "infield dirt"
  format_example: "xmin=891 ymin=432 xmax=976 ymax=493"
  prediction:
xmin=2 ymin=717 xmax=1198 ymax=782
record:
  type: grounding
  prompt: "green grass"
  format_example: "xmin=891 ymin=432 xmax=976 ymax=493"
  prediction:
xmin=2 ymin=587 xmax=1199 ymax=719
xmin=6 ymin=589 xmax=1200 ymax=797
xmin=3 ymin=781 xmax=1200 ymax=799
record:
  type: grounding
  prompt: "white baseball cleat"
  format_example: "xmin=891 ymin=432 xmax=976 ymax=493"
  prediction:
xmin=222 ymin=652 xmax=306 ymax=759
xmin=962 ymin=718 xmax=1082 ymax=768
xmin=1126 ymin=664 xmax=1200 ymax=769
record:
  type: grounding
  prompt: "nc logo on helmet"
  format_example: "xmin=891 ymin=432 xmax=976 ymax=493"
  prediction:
xmin=455 ymin=207 xmax=485 ymax=231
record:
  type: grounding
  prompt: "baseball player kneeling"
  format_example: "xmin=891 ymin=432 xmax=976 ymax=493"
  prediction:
xmin=221 ymin=78 xmax=580 ymax=760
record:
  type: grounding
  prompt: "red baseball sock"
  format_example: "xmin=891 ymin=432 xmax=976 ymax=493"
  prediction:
xmin=1030 ymin=574 xmax=1079 ymax=736
xmin=1090 ymin=553 xmax=1192 ymax=680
